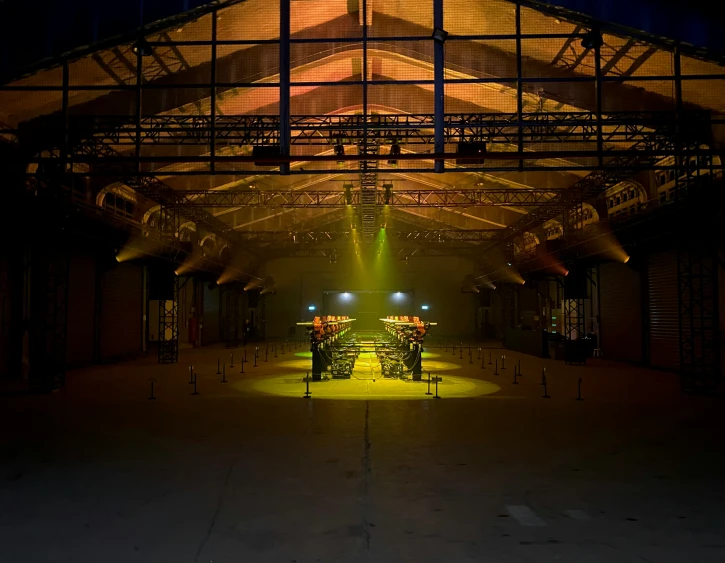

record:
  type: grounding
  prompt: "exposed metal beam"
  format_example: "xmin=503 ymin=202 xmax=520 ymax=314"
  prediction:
xmin=601 ymin=39 xmax=637 ymax=75
xmin=172 ymin=188 xmax=563 ymax=208
xmin=54 ymin=111 xmax=676 ymax=148
xmin=621 ymin=46 xmax=657 ymax=77
xmin=234 ymin=229 xmax=501 ymax=244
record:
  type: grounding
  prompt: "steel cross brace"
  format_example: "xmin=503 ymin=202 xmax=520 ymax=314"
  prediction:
xmin=51 ymin=111 xmax=696 ymax=148
xmin=172 ymin=188 xmax=564 ymax=208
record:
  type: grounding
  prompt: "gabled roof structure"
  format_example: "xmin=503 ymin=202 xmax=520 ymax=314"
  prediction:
xmin=1 ymin=0 xmax=723 ymax=264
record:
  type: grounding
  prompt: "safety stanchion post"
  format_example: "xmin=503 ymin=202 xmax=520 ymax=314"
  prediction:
xmin=304 ymin=372 xmax=311 ymax=399
xmin=192 ymin=371 xmax=199 ymax=395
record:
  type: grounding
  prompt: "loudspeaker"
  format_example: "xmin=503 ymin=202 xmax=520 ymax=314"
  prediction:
xmin=564 ymin=268 xmax=588 ymax=299
xmin=149 ymin=266 xmax=175 ymax=300
xmin=456 ymin=141 xmax=487 ymax=165
xmin=247 ymin=289 xmax=260 ymax=308
xmin=252 ymin=145 xmax=283 ymax=167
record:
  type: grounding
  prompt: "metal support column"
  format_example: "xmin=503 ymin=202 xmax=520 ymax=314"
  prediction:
xmin=210 ymin=9 xmax=218 ymax=174
xmin=28 ymin=244 xmax=69 ymax=392
xmin=225 ymin=284 xmax=240 ymax=349
xmin=158 ymin=276 xmax=179 ymax=364
xmin=433 ymin=0 xmax=445 ymax=173
xmin=678 ymin=246 xmax=720 ymax=393
xmin=515 ymin=2 xmax=524 ymax=171
xmin=61 ymin=60 xmax=69 ymax=173
xmin=563 ymin=295 xmax=586 ymax=364
xmin=502 ymin=283 xmax=516 ymax=344
xmin=593 ymin=32 xmax=604 ymax=168
xmin=159 ymin=205 xmax=180 ymax=238
xmin=135 ymin=44 xmax=143 ymax=176
xmin=279 ymin=0 xmax=290 ymax=175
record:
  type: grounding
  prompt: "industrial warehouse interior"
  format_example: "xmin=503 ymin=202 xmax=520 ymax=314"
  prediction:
xmin=1 ymin=0 xmax=724 ymax=561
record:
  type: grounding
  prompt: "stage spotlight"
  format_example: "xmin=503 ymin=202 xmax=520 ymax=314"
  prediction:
xmin=624 ymin=256 xmax=631 ymax=263
xmin=308 ymin=305 xmax=316 ymax=311
xmin=344 ymin=183 xmax=353 ymax=205
xmin=507 ymin=262 xmax=512 ymax=266
xmin=388 ymin=144 xmax=400 ymax=166
xmin=456 ymin=141 xmax=487 ymax=165
xmin=383 ymin=183 xmax=393 ymax=205
xmin=132 ymin=39 xmax=153 ymax=57
xmin=260 ymin=277 xmax=276 ymax=295
xmin=421 ymin=304 xmax=429 ymax=310
xmin=244 ymin=278 xmax=263 ymax=291
xmin=581 ymin=29 xmax=603 ymax=49
xmin=335 ymin=144 xmax=345 ymax=167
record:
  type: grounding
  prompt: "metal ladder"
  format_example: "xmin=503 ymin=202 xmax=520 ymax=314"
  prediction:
xmin=358 ymin=140 xmax=379 ymax=242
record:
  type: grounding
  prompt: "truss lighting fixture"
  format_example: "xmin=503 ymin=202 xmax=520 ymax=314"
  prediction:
xmin=580 ymin=29 xmax=603 ymax=49
xmin=421 ymin=305 xmax=429 ymax=310
xmin=383 ymin=183 xmax=393 ymax=205
xmin=388 ymin=143 xmax=401 ymax=166
xmin=132 ymin=39 xmax=153 ymax=57
xmin=335 ymin=144 xmax=346 ymax=167
xmin=432 ymin=27 xmax=448 ymax=43
xmin=308 ymin=305 xmax=316 ymax=311
xmin=344 ymin=183 xmax=353 ymax=205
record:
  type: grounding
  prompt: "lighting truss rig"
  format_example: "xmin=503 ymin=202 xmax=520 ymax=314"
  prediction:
xmin=236 ymin=229 xmax=502 ymax=244
xmin=53 ymin=111 xmax=704 ymax=148
xmin=173 ymin=188 xmax=564 ymax=208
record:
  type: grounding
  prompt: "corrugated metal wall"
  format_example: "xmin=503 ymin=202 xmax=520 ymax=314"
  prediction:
xmin=648 ymin=251 xmax=680 ymax=370
xmin=66 ymin=252 xmax=96 ymax=367
xmin=203 ymin=284 xmax=220 ymax=344
xmin=599 ymin=262 xmax=643 ymax=363
xmin=99 ymin=263 xmax=143 ymax=361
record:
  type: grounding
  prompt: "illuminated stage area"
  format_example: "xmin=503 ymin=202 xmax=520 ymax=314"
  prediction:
xmin=249 ymin=344 xmax=498 ymax=399
xmin=246 ymin=371 xmax=500 ymax=400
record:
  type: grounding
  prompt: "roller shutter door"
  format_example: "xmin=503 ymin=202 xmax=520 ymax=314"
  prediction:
xmin=599 ymin=262 xmax=643 ymax=363
xmin=203 ymin=284 xmax=220 ymax=344
xmin=99 ymin=263 xmax=143 ymax=361
xmin=66 ymin=253 xmax=96 ymax=367
xmin=648 ymin=251 xmax=680 ymax=370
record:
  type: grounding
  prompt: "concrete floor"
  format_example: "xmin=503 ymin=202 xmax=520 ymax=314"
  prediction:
xmin=1 ymin=339 xmax=724 ymax=563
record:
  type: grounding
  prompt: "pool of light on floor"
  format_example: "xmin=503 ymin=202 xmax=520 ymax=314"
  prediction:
xmin=249 ymin=350 xmax=485 ymax=399
xmin=277 ymin=358 xmax=462 ymax=372
xmin=241 ymin=373 xmax=500 ymax=400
